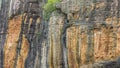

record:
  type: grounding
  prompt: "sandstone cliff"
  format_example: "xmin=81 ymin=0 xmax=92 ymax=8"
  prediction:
xmin=0 ymin=0 xmax=120 ymax=68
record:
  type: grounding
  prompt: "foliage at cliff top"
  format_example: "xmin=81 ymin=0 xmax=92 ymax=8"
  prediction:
xmin=43 ymin=0 xmax=61 ymax=20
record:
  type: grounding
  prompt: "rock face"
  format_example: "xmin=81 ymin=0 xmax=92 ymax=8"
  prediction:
xmin=0 ymin=0 xmax=120 ymax=68
xmin=48 ymin=11 xmax=65 ymax=68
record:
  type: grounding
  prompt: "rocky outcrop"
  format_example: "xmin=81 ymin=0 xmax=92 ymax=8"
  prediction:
xmin=48 ymin=11 xmax=65 ymax=68
xmin=0 ymin=0 xmax=120 ymax=68
xmin=55 ymin=0 xmax=120 ymax=68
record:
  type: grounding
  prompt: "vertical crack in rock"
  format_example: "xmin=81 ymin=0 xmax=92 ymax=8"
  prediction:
xmin=86 ymin=25 xmax=94 ymax=64
xmin=61 ymin=22 xmax=71 ymax=68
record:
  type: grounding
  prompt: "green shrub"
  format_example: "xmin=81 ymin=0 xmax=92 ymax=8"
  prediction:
xmin=43 ymin=0 xmax=61 ymax=20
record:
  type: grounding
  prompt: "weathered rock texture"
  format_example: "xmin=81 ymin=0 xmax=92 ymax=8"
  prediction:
xmin=0 ymin=0 xmax=120 ymax=68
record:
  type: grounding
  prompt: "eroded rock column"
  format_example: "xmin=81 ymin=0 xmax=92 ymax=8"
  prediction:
xmin=48 ymin=11 xmax=65 ymax=68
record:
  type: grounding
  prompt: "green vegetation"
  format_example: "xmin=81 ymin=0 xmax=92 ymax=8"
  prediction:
xmin=43 ymin=0 xmax=61 ymax=20
xmin=36 ymin=32 xmax=41 ymax=38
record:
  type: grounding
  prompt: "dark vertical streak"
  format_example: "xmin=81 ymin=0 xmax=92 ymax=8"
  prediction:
xmin=25 ymin=17 xmax=37 ymax=68
xmin=76 ymin=26 xmax=80 ymax=67
xmin=0 ymin=0 xmax=9 ymax=68
xmin=61 ymin=19 xmax=72 ymax=68
xmin=86 ymin=26 xmax=94 ymax=64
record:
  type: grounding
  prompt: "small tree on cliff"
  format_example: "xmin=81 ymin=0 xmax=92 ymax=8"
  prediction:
xmin=43 ymin=0 xmax=61 ymax=20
